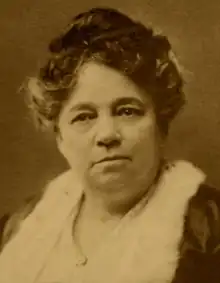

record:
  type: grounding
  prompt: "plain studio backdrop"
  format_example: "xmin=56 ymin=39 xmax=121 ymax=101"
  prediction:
xmin=0 ymin=0 xmax=220 ymax=217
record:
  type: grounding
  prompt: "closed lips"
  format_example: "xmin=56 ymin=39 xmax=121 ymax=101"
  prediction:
xmin=99 ymin=156 xmax=130 ymax=163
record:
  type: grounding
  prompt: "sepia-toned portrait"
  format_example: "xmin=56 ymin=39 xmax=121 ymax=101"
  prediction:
xmin=0 ymin=1 xmax=220 ymax=282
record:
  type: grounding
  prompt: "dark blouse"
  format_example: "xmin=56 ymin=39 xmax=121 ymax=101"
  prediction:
xmin=173 ymin=183 xmax=220 ymax=283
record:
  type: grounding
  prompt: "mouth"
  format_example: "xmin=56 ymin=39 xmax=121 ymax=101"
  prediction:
xmin=97 ymin=155 xmax=131 ymax=164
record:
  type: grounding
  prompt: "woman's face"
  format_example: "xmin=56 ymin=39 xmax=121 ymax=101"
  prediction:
xmin=57 ymin=61 xmax=164 ymax=199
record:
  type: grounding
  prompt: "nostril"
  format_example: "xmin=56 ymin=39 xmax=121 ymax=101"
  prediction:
xmin=97 ymin=138 xmax=121 ymax=148
xmin=96 ymin=129 xmax=122 ymax=148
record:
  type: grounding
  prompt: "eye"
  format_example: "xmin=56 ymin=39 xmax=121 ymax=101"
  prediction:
xmin=117 ymin=107 xmax=142 ymax=117
xmin=70 ymin=113 xmax=96 ymax=124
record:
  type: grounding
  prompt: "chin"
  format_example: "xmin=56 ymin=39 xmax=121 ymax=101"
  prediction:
xmin=91 ymin=173 xmax=128 ymax=192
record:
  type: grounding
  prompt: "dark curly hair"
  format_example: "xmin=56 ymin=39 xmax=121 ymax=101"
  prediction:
xmin=24 ymin=7 xmax=185 ymax=135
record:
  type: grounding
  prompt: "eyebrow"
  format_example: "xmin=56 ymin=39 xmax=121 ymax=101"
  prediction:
xmin=69 ymin=103 xmax=96 ymax=112
xmin=69 ymin=97 xmax=146 ymax=113
xmin=112 ymin=97 xmax=146 ymax=108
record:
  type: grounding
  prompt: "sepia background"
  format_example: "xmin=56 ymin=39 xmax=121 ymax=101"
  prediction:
xmin=0 ymin=0 xmax=220 ymax=217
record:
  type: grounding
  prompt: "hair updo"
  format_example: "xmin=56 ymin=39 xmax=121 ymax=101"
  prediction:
xmin=25 ymin=7 xmax=185 ymax=135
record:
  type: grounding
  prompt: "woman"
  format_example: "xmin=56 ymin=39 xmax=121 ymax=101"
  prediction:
xmin=0 ymin=7 xmax=219 ymax=283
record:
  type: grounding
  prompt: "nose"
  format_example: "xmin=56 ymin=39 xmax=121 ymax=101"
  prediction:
xmin=95 ymin=116 xmax=121 ymax=149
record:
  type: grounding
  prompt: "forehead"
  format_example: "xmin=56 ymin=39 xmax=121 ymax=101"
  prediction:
xmin=65 ymin=61 xmax=150 ymax=108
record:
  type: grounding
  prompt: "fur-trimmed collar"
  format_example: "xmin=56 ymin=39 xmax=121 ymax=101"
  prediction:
xmin=0 ymin=160 xmax=206 ymax=283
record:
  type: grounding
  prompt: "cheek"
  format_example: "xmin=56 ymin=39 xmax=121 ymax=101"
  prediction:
xmin=58 ymin=133 xmax=90 ymax=169
xmin=126 ymin=117 xmax=160 ymax=152
xmin=134 ymin=128 xmax=159 ymax=160
xmin=130 ymin=123 xmax=161 ymax=176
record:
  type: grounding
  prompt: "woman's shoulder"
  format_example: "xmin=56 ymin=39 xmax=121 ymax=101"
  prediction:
xmin=194 ymin=182 xmax=220 ymax=202
xmin=189 ymin=182 xmax=220 ymax=219
xmin=0 ymin=194 xmax=40 ymax=252
xmin=0 ymin=170 xmax=72 ymax=251
xmin=184 ymin=182 xmax=220 ymax=253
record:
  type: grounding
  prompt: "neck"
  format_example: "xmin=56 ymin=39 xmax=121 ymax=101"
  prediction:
xmin=80 ymin=192 xmax=124 ymax=223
